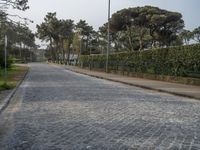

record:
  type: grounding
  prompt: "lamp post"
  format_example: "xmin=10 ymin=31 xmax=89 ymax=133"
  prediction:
xmin=4 ymin=35 xmax=7 ymax=83
xmin=106 ymin=0 xmax=111 ymax=73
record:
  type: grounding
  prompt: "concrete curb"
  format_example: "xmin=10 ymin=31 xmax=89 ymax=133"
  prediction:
xmin=0 ymin=66 xmax=29 ymax=114
xmin=66 ymin=67 xmax=200 ymax=100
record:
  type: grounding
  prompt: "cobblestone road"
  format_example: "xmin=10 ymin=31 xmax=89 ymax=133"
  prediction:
xmin=0 ymin=63 xmax=200 ymax=150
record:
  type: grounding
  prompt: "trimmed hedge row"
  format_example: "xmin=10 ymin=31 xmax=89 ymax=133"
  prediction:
xmin=79 ymin=44 xmax=200 ymax=78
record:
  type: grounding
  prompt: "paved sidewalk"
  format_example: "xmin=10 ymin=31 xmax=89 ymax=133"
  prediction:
xmin=0 ymin=90 xmax=12 ymax=111
xmin=64 ymin=65 xmax=200 ymax=100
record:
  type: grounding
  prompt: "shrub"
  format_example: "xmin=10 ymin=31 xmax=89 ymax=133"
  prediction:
xmin=79 ymin=44 xmax=200 ymax=77
xmin=0 ymin=48 xmax=13 ymax=69
xmin=0 ymin=82 xmax=12 ymax=90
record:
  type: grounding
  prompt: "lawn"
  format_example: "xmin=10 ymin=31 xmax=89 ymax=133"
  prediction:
xmin=0 ymin=65 xmax=28 ymax=91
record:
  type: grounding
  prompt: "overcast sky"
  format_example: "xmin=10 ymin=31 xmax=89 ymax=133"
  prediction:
xmin=7 ymin=0 xmax=200 ymax=45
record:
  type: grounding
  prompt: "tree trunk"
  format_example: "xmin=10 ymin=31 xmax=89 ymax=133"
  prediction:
xmin=61 ymin=41 xmax=65 ymax=64
xmin=49 ymin=38 xmax=54 ymax=62
xmin=66 ymin=43 xmax=71 ymax=65
xmin=126 ymin=26 xmax=134 ymax=51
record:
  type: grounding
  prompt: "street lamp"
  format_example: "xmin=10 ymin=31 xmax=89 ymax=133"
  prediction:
xmin=4 ymin=35 xmax=8 ymax=83
xmin=106 ymin=0 xmax=111 ymax=73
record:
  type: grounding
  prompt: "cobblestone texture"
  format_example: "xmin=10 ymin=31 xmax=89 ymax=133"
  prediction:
xmin=0 ymin=90 xmax=12 ymax=103
xmin=0 ymin=63 xmax=200 ymax=150
xmin=0 ymin=90 xmax=12 ymax=112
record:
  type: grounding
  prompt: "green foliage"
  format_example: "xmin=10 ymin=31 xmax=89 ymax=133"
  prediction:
xmin=0 ymin=11 xmax=36 ymax=63
xmin=76 ymin=19 xmax=95 ymax=55
xmin=79 ymin=44 xmax=200 ymax=77
xmin=107 ymin=6 xmax=184 ymax=51
xmin=0 ymin=82 xmax=12 ymax=90
xmin=0 ymin=48 xmax=13 ymax=68
xmin=72 ymin=32 xmax=81 ymax=54
xmin=0 ymin=0 xmax=29 ymax=11
xmin=0 ymin=65 xmax=28 ymax=91
xmin=36 ymin=12 xmax=75 ymax=63
xmin=192 ymin=26 xmax=200 ymax=43
xmin=179 ymin=29 xmax=192 ymax=45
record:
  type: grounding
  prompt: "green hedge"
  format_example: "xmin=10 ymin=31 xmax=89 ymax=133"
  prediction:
xmin=0 ymin=47 xmax=13 ymax=69
xmin=79 ymin=44 xmax=200 ymax=78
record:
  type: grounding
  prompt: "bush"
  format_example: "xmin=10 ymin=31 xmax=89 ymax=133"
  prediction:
xmin=0 ymin=82 xmax=12 ymax=90
xmin=79 ymin=44 xmax=200 ymax=77
xmin=0 ymin=48 xmax=13 ymax=69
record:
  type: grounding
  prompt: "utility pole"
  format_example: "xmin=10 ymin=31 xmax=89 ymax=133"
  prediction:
xmin=106 ymin=0 xmax=111 ymax=73
xmin=20 ymin=42 xmax=22 ymax=62
xmin=4 ymin=35 xmax=7 ymax=83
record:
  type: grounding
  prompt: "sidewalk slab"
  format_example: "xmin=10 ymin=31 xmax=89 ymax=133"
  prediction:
xmin=64 ymin=65 xmax=200 ymax=100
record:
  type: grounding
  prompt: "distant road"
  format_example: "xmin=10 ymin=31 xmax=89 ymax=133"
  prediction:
xmin=0 ymin=63 xmax=200 ymax=149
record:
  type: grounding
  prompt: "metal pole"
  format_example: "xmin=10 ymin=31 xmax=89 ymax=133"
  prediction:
xmin=43 ymin=50 xmax=45 ymax=62
xmin=31 ymin=50 xmax=33 ymax=62
xmin=106 ymin=0 xmax=111 ymax=73
xmin=4 ymin=35 xmax=7 ymax=83
xmin=20 ymin=42 xmax=22 ymax=61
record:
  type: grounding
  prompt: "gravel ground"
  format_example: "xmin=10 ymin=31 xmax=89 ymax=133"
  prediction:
xmin=0 ymin=63 xmax=200 ymax=150
xmin=0 ymin=91 xmax=9 ymax=101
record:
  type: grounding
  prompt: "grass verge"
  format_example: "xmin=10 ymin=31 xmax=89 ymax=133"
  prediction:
xmin=0 ymin=65 xmax=28 ymax=91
